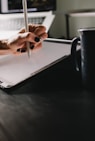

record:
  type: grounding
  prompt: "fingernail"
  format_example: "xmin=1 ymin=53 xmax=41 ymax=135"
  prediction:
xmin=21 ymin=49 xmax=26 ymax=53
xmin=30 ymin=45 xmax=34 ymax=50
xmin=35 ymin=37 xmax=40 ymax=42
xmin=17 ymin=48 xmax=21 ymax=52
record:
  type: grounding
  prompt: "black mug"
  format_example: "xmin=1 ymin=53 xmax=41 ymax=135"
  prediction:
xmin=71 ymin=28 xmax=95 ymax=90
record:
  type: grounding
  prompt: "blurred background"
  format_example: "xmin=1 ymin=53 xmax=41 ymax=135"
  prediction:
xmin=0 ymin=0 xmax=95 ymax=39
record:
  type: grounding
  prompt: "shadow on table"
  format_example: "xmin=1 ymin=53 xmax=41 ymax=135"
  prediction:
xmin=1 ymin=51 xmax=95 ymax=141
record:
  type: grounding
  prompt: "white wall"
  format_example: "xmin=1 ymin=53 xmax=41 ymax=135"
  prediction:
xmin=49 ymin=0 xmax=95 ymax=39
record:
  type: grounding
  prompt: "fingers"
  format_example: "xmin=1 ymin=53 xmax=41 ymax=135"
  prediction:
xmin=19 ymin=24 xmax=48 ymax=45
xmin=15 ymin=32 xmax=43 ymax=54
xmin=29 ymin=25 xmax=48 ymax=40
xmin=39 ymin=32 xmax=48 ymax=40
xmin=14 ymin=24 xmax=48 ymax=55
xmin=20 ymin=31 xmax=47 ymax=44
xmin=33 ymin=25 xmax=46 ymax=35
xmin=16 ymin=42 xmax=42 ymax=55
xmin=19 ymin=24 xmax=48 ymax=38
xmin=29 ymin=24 xmax=48 ymax=40
xmin=18 ymin=24 xmax=36 ymax=33
xmin=33 ymin=42 xmax=42 ymax=50
xmin=19 ymin=24 xmax=47 ymax=34
xmin=18 ymin=32 xmax=37 ymax=43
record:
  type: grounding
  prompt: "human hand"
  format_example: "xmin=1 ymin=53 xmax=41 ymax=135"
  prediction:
xmin=0 ymin=24 xmax=48 ymax=55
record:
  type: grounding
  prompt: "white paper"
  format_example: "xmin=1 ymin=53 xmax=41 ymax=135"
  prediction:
xmin=0 ymin=41 xmax=71 ymax=88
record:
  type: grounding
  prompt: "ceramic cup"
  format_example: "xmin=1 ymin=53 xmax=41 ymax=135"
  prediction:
xmin=71 ymin=28 xmax=95 ymax=90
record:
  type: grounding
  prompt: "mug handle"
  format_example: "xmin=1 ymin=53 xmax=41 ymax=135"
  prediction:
xmin=71 ymin=37 xmax=80 ymax=71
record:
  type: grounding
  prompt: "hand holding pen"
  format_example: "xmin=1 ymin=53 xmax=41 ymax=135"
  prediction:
xmin=17 ymin=24 xmax=48 ymax=52
xmin=22 ymin=0 xmax=48 ymax=57
xmin=22 ymin=0 xmax=42 ymax=57
xmin=2 ymin=24 xmax=48 ymax=55
xmin=0 ymin=0 xmax=48 ymax=55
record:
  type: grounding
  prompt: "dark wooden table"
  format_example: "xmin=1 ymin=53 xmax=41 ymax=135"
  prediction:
xmin=0 ymin=51 xmax=95 ymax=141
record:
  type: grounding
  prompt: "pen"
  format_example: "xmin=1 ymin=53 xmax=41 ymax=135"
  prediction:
xmin=22 ymin=0 xmax=31 ymax=58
